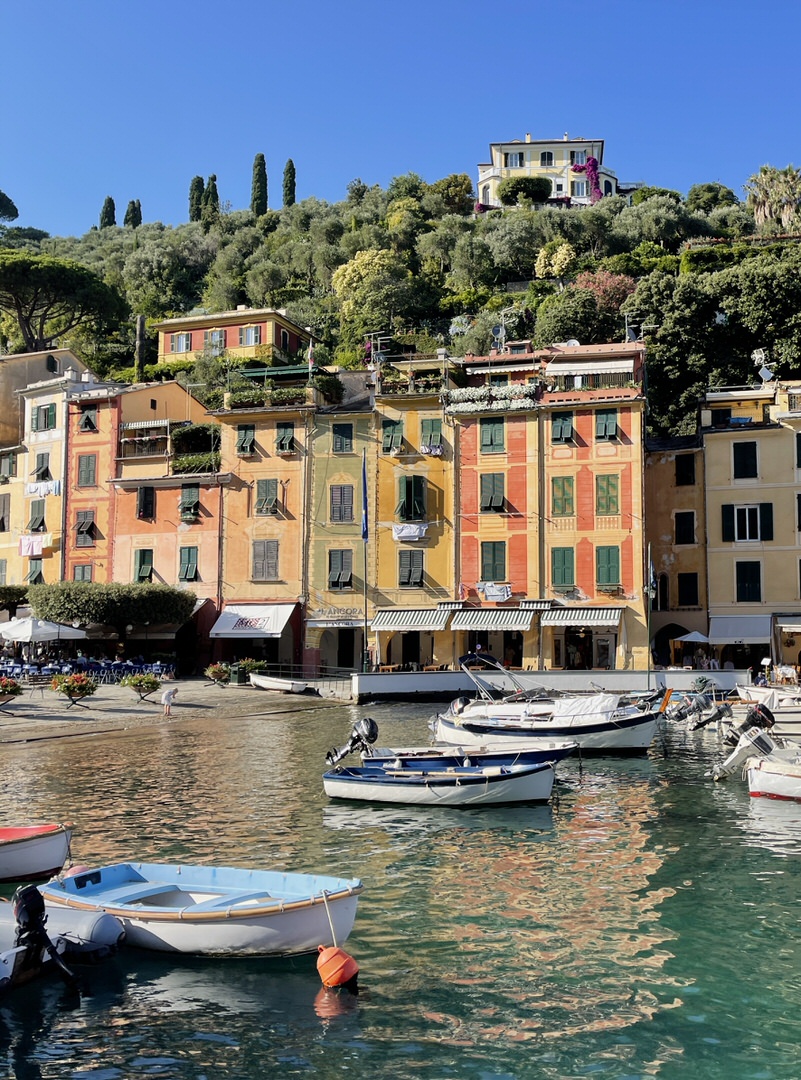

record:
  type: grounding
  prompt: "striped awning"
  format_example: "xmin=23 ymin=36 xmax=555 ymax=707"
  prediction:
xmin=371 ymin=608 xmax=452 ymax=632
xmin=120 ymin=419 xmax=170 ymax=430
xmin=543 ymin=359 xmax=633 ymax=376
xmin=450 ymin=608 xmax=536 ymax=632
xmin=540 ymin=607 xmax=624 ymax=628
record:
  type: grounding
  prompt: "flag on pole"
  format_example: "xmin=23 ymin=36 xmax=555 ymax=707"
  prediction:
xmin=361 ymin=449 xmax=369 ymax=542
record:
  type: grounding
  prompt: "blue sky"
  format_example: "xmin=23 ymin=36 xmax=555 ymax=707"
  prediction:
xmin=6 ymin=0 xmax=800 ymax=238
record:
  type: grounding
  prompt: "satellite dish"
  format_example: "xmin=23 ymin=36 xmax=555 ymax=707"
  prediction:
xmin=565 ymin=339 xmax=580 ymax=347
xmin=759 ymin=365 xmax=774 ymax=382
xmin=626 ymin=327 xmax=638 ymax=342
xmin=751 ymin=348 xmax=767 ymax=365
xmin=491 ymin=325 xmax=503 ymax=339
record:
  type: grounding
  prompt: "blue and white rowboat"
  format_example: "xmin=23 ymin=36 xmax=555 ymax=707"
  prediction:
xmin=323 ymin=760 xmax=555 ymax=806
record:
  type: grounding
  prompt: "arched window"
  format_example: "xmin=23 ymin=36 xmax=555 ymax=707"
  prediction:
xmin=604 ymin=180 xmax=613 ymax=196
xmin=540 ymin=151 xmax=554 ymax=167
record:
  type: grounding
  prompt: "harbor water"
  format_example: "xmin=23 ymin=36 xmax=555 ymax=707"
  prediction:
xmin=2 ymin=700 xmax=801 ymax=1079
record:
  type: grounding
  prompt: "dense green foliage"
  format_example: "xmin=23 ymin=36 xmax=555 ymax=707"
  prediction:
xmin=124 ymin=199 xmax=142 ymax=228
xmin=497 ymin=176 xmax=553 ymax=205
xmin=0 ymin=189 xmax=18 ymax=222
xmin=28 ymin=582 xmax=197 ymax=634
xmin=99 ymin=197 xmax=116 ymax=228
xmin=6 ymin=160 xmax=801 ymax=438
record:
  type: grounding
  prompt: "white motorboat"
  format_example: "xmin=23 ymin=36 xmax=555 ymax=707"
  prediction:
xmin=0 ymin=824 xmax=73 ymax=883
xmin=39 ymin=862 xmax=363 ymax=956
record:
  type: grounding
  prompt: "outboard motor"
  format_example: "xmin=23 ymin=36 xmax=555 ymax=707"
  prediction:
xmin=450 ymin=696 xmax=470 ymax=717
xmin=723 ymin=702 xmax=775 ymax=747
xmin=12 ymin=884 xmax=77 ymax=986
xmin=326 ymin=718 xmax=379 ymax=767
xmin=690 ymin=701 xmax=733 ymax=731
xmin=666 ymin=695 xmax=704 ymax=724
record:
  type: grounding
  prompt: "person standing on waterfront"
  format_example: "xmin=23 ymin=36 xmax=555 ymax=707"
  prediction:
xmin=161 ymin=687 xmax=178 ymax=717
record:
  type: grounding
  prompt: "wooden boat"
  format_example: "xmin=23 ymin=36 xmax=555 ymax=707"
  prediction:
xmin=38 ymin=862 xmax=363 ymax=956
xmin=249 ymin=673 xmax=309 ymax=694
xmin=322 ymin=760 xmax=555 ymax=806
xmin=0 ymin=824 xmax=73 ymax=883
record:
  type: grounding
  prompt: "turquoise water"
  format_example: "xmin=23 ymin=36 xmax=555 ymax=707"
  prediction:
xmin=2 ymin=703 xmax=801 ymax=1079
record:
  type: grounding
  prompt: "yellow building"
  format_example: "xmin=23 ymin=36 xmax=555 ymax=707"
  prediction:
xmin=702 ymin=382 xmax=801 ymax=670
xmin=152 ymin=307 xmax=313 ymax=367
xmin=369 ymin=354 xmax=457 ymax=669
xmin=477 ymin=133 xmax=632 ymax=208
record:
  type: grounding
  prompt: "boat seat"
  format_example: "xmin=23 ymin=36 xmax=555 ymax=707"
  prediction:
xmin=188 ymin=891 xmax=278 ymax=911
xmin=86 ymin=882 xmax=183 ymax=905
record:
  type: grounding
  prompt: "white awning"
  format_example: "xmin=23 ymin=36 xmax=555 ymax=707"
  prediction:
xmin=540 ymin=607 xmax=624 ymax=628
xmin=371 ymin=608 xmax=452 ymax=632
xmin=450 ymin=608 xmax=536 ymax=632
xmin=543 ymin=359 xmax=633 ymax=376
xmin=708 ymin=615 xmax=773 ymax=645
xmin=119 ymin=419 xmax=170 ymax=430
xmin=775 ymin=617 xmax=801 ymax=634
xmin=209 ymin=603 xmax=296 ymax=638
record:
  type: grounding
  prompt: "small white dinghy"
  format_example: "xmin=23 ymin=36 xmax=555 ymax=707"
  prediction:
xmin=0 ymin=824 xmax=73 ymax=883
xmin=39 ymin=862 xmax=363 ymax=956
xmin=249 ymin=673 xmax=309 ymax=694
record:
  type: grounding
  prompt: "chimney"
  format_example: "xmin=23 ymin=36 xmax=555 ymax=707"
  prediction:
xmin=563 ymin=132 xmax=569 ymax=141
xmin=525 ymin=133 xmax=531 ymax=143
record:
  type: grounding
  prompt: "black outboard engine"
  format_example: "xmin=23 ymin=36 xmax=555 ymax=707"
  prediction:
xmin=723 ymin=702 xmax=775 ymax=746
xmin=326 ymin=718 xmax=379 ymax=767
xmin=690 ymin=701 xmax=733 ymax=731
xmin=12 ymin=884 xmax=77 ymax=986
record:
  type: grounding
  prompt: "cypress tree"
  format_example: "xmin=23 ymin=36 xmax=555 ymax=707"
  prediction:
xmin=188 ymin=176 xmax=204 ymax=222
xmin=283 ymin=159 xmax=296 ymax=208
xmin=200 ymin=174 xmax=220 ymax=231
xmin=251 ymin=153 xmax=268 ymax=216
xmin=99 ymin=196 xmax=116 ymax=228
xmin=123 ymin=199 xmax=142 ymax=228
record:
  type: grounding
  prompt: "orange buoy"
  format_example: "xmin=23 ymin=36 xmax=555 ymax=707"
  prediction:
xmin=317 ymin=944 xmax=359 ymax=987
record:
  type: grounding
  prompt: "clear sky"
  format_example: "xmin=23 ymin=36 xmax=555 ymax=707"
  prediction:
xmin=5 ymin=0 xmax=800 ymax=238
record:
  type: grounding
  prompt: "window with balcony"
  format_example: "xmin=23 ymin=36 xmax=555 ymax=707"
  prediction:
xmin=596 ymin=475 xmax=619 ymax=515
xmin=252 ymin=539 xmax=279 ymax=581
xmin=332 ymin=424 xmax=353 ymax=453
xmin=236 ymin=425 xmax=256 ymax=455
xmin=169 ymin=333 xmax=192 ymax=353
xmin=721 ymin=503 xmax=773 ymax=541
xmin=75 ymin=510 xmax=95 ymax=548
xmin=134 ymin=549 xmax=153 ymax=582
xmin=552 ymin=412 xmax=573 ymax=443
xmin=552 ymin=547 xmax=575 ymax=589
xmin=596 ymin=545 xmax=620 ymax=587
xmin=481 ymin=541 xmax=506 ymax=582
xmin=480 ymin=417 xmax=504 ymax=454
xmin=328 ymin=549 xmax=353 ymax=590
xmin=137 ymin=486 xmax=155 ymax=520
xmin=255 ymin=478 xmax=279 ymax=515
xmin=399 ymin=549 xmax=424 ymax=588
xmin=330 ymin=484 xmax=354 ymax=523
xmin=396 ymin=476 xmax=426 ymax=521
xmin=552 ymin=476 xmax=574 ymax=516
xmin=179 ymin=546 xmax=199 ymax=581
xmin=736 ymin=561 xmax=761 ymax=602
xmin=733 ymin=441 xmax=758 ymax=478
xmin=674 ymin=510 xmax=695 ymax=545
xmin=480 ymin=473 xmax=505 ymax=512
xmin=77 ymin=454 xmax=96 ymax=487
xmin=239 ymin=326 xmax=261 ymax=347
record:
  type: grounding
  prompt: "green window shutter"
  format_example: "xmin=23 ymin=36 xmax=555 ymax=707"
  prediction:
xmin=399 ymin=549 xmax=422 ymax=586
xmin=329 ymin=549 xmax=352 ymax=588
xmin=596 ymin=410 xmax=617 ymax=439
xmin=27 ymin=499 xmax=45 ymax=531
xmin=180 ymin=483 xmax=200 ymax=518
xmin=255 ymin=478 xmax=279 ymax=514
xmin=421 ymin=418 xmax=442 ymax=447
xmin=0 ymin=559 xmax=6 ymax=585
xmin=552 ymin=547 xmax=575 ymax=587
xmin=721 ymin=504 xmax=735 ymax=542
xmin=179 ymin=546 xmax=198 ymax=581
xmin=332 ymin=424 xmax=353 ymax=453
xmin=135 ymin=549 xmax=153 ymax=581
xmin=252 ymin=540 xmax=278 ymax=579
xmin=75 ymin=510 xmax=95 ymax=547
xmin=552 ymin=476 xmax=574 ymax=516
xmin=137 ymin=486 xmax=155 ymax=519
xmin=552 ymin=412 xmax=573 ymax=442
xmin=596 ymin=546 xmax=620 ymax=585
xmin=0 ymin=493 xmax=9 ymax=532
xmin=236 ymin=425 xmax=255 ymax=454
xmin=31 ymin=408 xmax=39 ymax=433
xmin=480 ymin=417 xmax=504 ymax=453
xmin=396 ymin=475 xmax=410 ymax=520
xmin=329 ymin=548 xmax=343 ymax=586
xmin=47 ymin=403 xmax=56 ymax=429
xmin=759 ymin=502 xmax=774 ymax=541
xmin=276 ymin=423 xmax=295 ymax=452
xmin=481 ymin=541 xmax=505 ymax=581
xmin=382 ymin=419 xmax=402 ymax=452
xmin=264 ymin=540 xmax=278 ymax=579
xmin=25 ymin=558 xmax=43 ymax=583
xmin=77 ymin=454 xmax=96 ymax=486
xmin=330 ymin=484 xmax=354 ymax=522
xmin=596 ymin=475 xmax=619 ymax=514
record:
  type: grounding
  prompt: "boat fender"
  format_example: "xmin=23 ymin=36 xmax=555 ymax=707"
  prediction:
xmin=317 ymin=944 xmax=359 ymax=988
